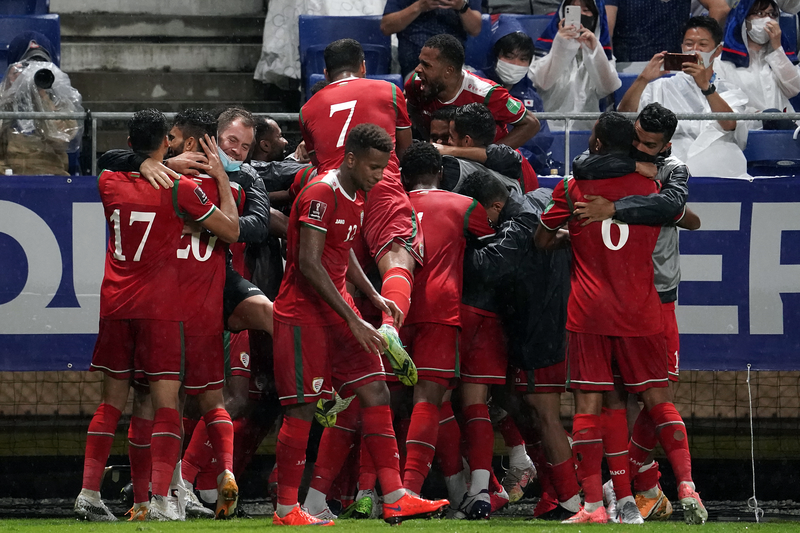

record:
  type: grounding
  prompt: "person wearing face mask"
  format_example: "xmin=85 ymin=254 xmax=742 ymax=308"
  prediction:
xmin=618 ymin=16 xmax=750 ymax=178
xmin=530 ymin=0 xmax=621 ymax=131
xmin=714 ymin=0 xmax=800 ymax=130
xmin=474 ymin=16 xmax=554 ymax=174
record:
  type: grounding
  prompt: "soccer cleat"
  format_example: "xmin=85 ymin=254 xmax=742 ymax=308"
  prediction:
xmin=126 ymin=503 xmax=148 ymax=521
xmin=561 ymin=506 xmax=609 ymax=524
xmin=678 ymin=483 xmax=708 ymax=525
xmin=185 ymin=489 xmax=215 ymax=519
xmin=216 ymin=469 xmax=239 ymax=519
xmin=458 ymin=490 xmax=492 ymax=520
xmin=603 ymin=479 xmax=619 ymax=522
xmin=74 ymin=491 xmax=118 ymax=522
xmin=490 ymin=486 xmax=510 ymax=513
xmin=501 ymin=464 xmax=536 ymax=503
xmin=536 ymin=503 xmax=578 ymax=521
xmin=273 ymin=506 xmax=334 ymax=526
xmin=382 ymin=492 xmax=449 ymax=524
xmin=311 ymin=506 xmax=338 ymax=521
xmin=378 ymin=324 xmax=418 ymax=386
xmin=618 ymin=500 xmax=645 ymax=524
xmin=315 ymin=391 xmax=356 ymax=428
xmin=147 ymin=494 xmax=182 ymax=521
xmin=339 ymin=489 xmax=376 ymax=519
xmin=636 ymin=489 xmax=674 ymax=521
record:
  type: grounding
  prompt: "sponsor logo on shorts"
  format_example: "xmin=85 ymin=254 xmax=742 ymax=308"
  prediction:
xmin=240 ymin=351 xmax=249 ymax=368
xmin=312 ymin=377 xmax=324 ymax=393
xmin=308 ymin=200 xmax=327 ymax=221
xmin=194 ymin=186 xmax=209 ymax=204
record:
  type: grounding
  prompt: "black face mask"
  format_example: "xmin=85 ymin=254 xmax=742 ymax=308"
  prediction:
xmin=630 ymin=146 xmax=660 ymax=163
xmin=581 ymin=14 xmax=597 ymax=32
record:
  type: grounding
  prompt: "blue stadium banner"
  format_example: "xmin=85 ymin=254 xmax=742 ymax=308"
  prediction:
xmin=1 ymin=175 xmax=800 ymax=371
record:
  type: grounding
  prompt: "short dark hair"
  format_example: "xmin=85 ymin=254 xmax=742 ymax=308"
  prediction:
xmin=454 ymin=103 xmax=496 ymax=147
xmin=255 ymin=116 xmax=277 ymax=142
xmin=638 ymin=103 xmax=678 ymax=143
xmin=431 ymin=106 xmax=457 ymax=123
xmin=454 ymin=170 xmax=509 ymax=207
xmin=310 ymin=79 xmax=330 ymax=95
xmin=749 ymin=0 xmax=779 ymax=15
xmin=344 ymin=123 xmax=394 ymax=156
xmin=423 ymin=34 xmax=465 ymax=69
xmin=217 ymin=107 xmax=256 ymax=136
xmin=493 ymin=32 xmax=535 ymax=64
xmin=401 ymin=141 xmax=442 ymax=189
xmin=324 ymin=38 xmax=364 ymax=77
xmin=682 ymin=15 xmax=723 ymax=45
xmin=129 ymin=109 xmax=169 ymax=153
xmin=595 ymin=111 xmax=635 ymax=153
xmin=174 ymin=108 xmax=217 ymax=142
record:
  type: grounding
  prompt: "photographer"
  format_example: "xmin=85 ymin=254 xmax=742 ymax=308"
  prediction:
xmin=0 ymin=31 xmax=84 ymax=176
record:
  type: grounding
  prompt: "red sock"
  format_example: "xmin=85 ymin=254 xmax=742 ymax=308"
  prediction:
xmin=649 ymin=402 xmax=693 ymax=485
xmin=127 ymin=416 xmax=152 ymax=503
xmin=380 ymin=267 xmax=413 ymax=326
xmin=204 ymin=408 xmax=234 ymax=475
xmin=310 ymin=401 xmax=358 ymax=495
xmin=628 ymin=408 xmax=659 ymax=490
xmin=489 ymin=469 xmax=503 ymax=493
xmin=601 ymin=408 xmax=632 ymax=499
xmin=550 ymin=457 xmax=581 ymax=502
xmin=276 ymin=416 xmax=312 ymax=506
xmin=361 ymin=405 xmax=403 ymax=494
xmin=498 ymin=416 xmax=526 ymax=448
xmin=571 ymin=413 xmax=603 ymax=504
xmin=358 ymin=433 xmax=377 ymax=491
xmin=82 ymin=403 xmax=122 ymax=492
xmin=197 ymin=466 xmax=219 ymax=491
xmin=181 ymin=419 xmax=211 ymax=485
xmin=434 ymin=401 xmax=463 ymax=477
xmin=463 ymin=404 xmax=494 ymax=473
xmin=403 ymin=402 xmax=439 ymax=494
xmin=394 ymin=416 xmax=411 ymax=472
xmin=634 ymin=461 xmax=662 ymax=493
xmin=150 ymin=408 xmax=182 ymax=497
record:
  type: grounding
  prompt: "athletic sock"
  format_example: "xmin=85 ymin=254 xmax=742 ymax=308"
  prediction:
xmin=358 ymin=433 xmax=378 ymax=492
xmin=434 ymin=401 xmax=463 ymax=478
xmin=276 ymin=416 xmax=312 ymax=509
xmin=635 ymin=462 xmax=661 ymax=495
xmin=203 ymin=407 xmax=234 ymax=475
xmin=308 ymin=402 xmax=359 ymax=501
xmin=380 ymin=267 xmax=413 ymax=326
xmin=403 ymin=401 xmax=439 ymax=494
xmin=649 ymin=402 xmax=693 ymax=485
xmin=601 ymin=408 xmax=632 ymax=500
xmin=181 ymin=419 xmax=212 ymax=486
xmin=463 ymin=404 xmax=494 ymax=494
xmin=82 ymin=403 xmax=122 ymax=492
xmin=628 ymin=408 xmax=660 ymax=491
xmin=361 ymin=405 xmax=403 ymax=499
xmin=550 ymin=458 xmax=581 ymax=507
xmin=497 ymin=415 xmax=526 ymax=449
xmin=571 ymin=413 xmax=604 ymax=505
xmin=128 ymin=416 xmax=153 ymax=504
xmin=150 ymin=408 xmax=182 ymax=497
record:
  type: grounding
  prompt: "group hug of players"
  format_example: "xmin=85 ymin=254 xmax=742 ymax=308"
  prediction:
xmin=75 ymin=32 xmax=708 ymax=526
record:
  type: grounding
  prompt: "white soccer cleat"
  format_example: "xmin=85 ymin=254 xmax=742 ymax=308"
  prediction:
xmin=147 ymin=494 xmax=182 ymax=521
xmin=74 ymin=491 xmax=117 ymax=522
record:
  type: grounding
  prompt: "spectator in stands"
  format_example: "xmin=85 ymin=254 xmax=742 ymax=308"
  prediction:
xmin=0 ymin=31 xmax=83 ymax=176
xmin=476 ymin=16 xmax=554 ymax=174
xmin=530 ymin=0 xmax=621 ymax=131
xmin=605 ymin=0 xmax=729 ymax=63
xmin=617 ymin=16 xmax=749 ymax=178
xmin=381 ymin=0 xmax=482 ymax=79
xmin=485 ymin=0 xmax=560 ymax=15
xmin=715 ymin=0 xmax=800 ymax=129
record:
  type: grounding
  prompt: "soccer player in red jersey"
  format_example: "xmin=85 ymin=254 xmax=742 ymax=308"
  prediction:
xmin=535 ymin=112 xmax=706 ymax=525
xmin=299 ymin=38 xmax=420 ymax=386
xmin=271 ymin=124 xmax=448 ymax=526
xmin=75 ymin=110 xmax=240 ymax=522
xmin=405 ymin=33 xmax=540 ymax=148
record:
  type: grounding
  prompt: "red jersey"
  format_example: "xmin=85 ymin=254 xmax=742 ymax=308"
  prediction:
xmin=540 ymin=175 xmax=662 ymax=337
xmin=300 ymin=77 xmax=411 ymax=176
xmin=274 ymin=169 xmax=365 ymax=326
xmin=406 ymin=189 xmax=494 ymax=326
xmin=178 ymin=176 xmax=244 ymax=335
xmin=98 ymin=171 xmax=217 ymax=320
xmin=405 ymin=70 xmax=527 ymax=143
xmin=521 ymin=156 xmax=539 ymax=192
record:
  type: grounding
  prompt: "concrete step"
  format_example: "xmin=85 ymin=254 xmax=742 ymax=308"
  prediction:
xmin=62 ymin=42 xmax=261 ymax=72
xmin=51 ymin=0 xmax=265 ymax=16
xmin=83 ymin=101 xmax=284 ymax=113
xmin=60 ymin=14 xmax=265 ymax=40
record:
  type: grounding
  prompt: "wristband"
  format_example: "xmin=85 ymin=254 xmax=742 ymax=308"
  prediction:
xmin=458 ymin=0 xmax=470 ymax=13
xmin=701 ymin=83 xmax=716 ymax=96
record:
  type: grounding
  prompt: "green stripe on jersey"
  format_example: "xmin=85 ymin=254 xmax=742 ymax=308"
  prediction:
xmin=463 ymin=198 xmax=478 ymax=236
xmin=293 ymin=326 xmax=304 ymax=402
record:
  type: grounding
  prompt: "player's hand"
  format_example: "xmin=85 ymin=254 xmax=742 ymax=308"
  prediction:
xmin=293 ymin=141 xmax=311 ymax=163
xmin=371 ymin=294 xmax=405 ymax=329
xmin=635 ymin=161 xmax=658 ymax=179
xmin=766 ymin=19 xmax=782 ymax=50
xmin=165 ymin=151 xmax=211 ymax=177
xmin=640 ymin=51 xmax=667 ymax=82
xmin=199 ymin=134 xmax=227 ymax=181
xmin=557 ymin=19 xmax=579 ymax=40
xmin=577 ymin=26 xmax=597 ymax=50
xmin=140 ymin=157 xmax=179 ymax=189
xmin=432 ymin=142 xmax=455 ymax=156
xmin=348 ymin=317 xmax=388 ymax=356
xmin=574 ymin=195 xmax=615 ymax=225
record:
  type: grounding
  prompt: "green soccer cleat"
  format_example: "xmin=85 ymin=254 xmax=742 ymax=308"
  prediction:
xmin=378 ymin=324 xmax=417 ymax=386
xmin=339 ymin=490 xmax=376 ymax=519
xmin=315 ymin=391 xmax=356 ymax=428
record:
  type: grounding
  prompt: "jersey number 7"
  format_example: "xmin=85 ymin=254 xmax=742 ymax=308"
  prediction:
xmin=330 ymin=100 xmax=357 ymax=148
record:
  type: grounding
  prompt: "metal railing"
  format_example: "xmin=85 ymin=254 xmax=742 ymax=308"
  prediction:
xmin=2 ymin=110 xmax=800 ymax=176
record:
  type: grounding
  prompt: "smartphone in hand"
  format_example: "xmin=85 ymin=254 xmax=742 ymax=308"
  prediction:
xmin=663 ymin=53 xmax=699 ymax=71
xmin=564 ymin=5 xmax=581 ymax=30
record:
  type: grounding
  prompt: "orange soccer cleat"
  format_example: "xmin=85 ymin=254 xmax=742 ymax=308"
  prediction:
xmin=382 ymin=492 xmax=449 ymax=524
xmin=273 ymin=506 xmax=334 ymax=526
xmin=561 ymin=505 xmax=609 ymax=524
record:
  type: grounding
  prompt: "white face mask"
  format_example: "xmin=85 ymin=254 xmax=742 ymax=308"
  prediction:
xmin=747 ymin=17 xmax=771 ymax=44
xmin=692 ymin=45 xmax=719 ymax=68
xmin=495 ymin=59 xmax=529 ymax=86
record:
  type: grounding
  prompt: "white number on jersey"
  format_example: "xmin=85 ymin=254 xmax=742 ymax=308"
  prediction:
xmin=600 ymin=218 xmax=629 ymax=251
xmin=177 ymin=232 xmax=218 ymax=262
xmin=110 ymin=209 xmax=156 ymax=262
xmin=330 ymin=100 xmax=358 ymax=148
xmin=344 ymin=224 xmax=358 ymax=242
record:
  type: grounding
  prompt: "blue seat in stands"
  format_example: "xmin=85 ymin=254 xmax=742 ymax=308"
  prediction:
xmin=613 ymin=72 xmax=637 ymax=110
xmin=0 ymin=0 xmax=48 ymax=15
xmin=546 ymin=130 xmax=591 ymax=175
xmin=513 ymin=14 xmax=553 ymax=43
xmin=744 ymin=130 xmax=800 ymax=176
xmin=306 ymin=73 xmax=403 ymax=102
xmin=464 ymin=14 xmax=493 ymax=71
xmin=780 ymin=12 xmax=798 ymax=56
xmin=0 ymin=14 xmax=61 ymax=76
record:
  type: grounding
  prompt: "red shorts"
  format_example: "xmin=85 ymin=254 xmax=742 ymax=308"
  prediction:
xmin=91 ymin=318 xmax=183 ymax=381
xmin=362 ymin=173 xmax=424 ymax=265
xmin=513 ymin=362 xmax=567 ymax=394
xmin=567 ymin=331 xmax=668 ymax=393
xmin=459 ymin=306 xmax=508 ymax=385
xmin=400 ymin=323 xmax=459 ymax=387
xmin=225 ymin=330 xmax=251 ymax=379
xmin=183 ymin=334 xmax=225 ymax=395
xmin=273 ymin=317 xmax=386 ymax=405
xmin=662 ymin=302 xmax=680 ymax=382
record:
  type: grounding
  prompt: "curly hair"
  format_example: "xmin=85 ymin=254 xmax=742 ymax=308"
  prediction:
xmin=595 ymin=111 xmax=634 ymax=153
xmin=401 ymin=141 xmax=442 ymax=190
xmin=344 ymin=123 xmax=394 ymax=156
xmin=638 ymin=103 xmax=678 ymax=143
xmin=423 ymin=34 xmax=465 ymax=69
xmin=453 ymin=103 xmax=496 ymax=147
xmin=129 ymin=108 xmax=169 ymax=153
xmin=174 ymin=108 xmax=217 ymax=142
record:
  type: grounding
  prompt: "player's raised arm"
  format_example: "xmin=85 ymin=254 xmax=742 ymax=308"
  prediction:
xmin=347 ymin=249 xmax=404 ymax=329
xmin=197 ymin=134 xmax=239 ymax=243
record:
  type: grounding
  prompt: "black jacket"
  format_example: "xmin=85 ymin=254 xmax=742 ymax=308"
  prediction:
xmin=464 ymin=189 xmax=570 ymax=371
xmin=441 ymin=144 xmax=526 ymax=192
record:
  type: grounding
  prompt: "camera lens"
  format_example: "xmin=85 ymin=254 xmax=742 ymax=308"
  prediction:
xmin=33 ymin=68 xmax=54 ymax=90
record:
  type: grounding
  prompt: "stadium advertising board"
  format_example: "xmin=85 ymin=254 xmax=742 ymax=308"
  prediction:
xmin=1 ymin=175 xmax=799 ymax=371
